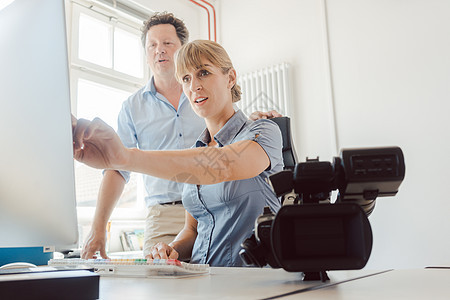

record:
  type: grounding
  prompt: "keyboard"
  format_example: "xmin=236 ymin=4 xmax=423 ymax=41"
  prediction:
xmin=48 ymin=258 xmax=210 ymax=278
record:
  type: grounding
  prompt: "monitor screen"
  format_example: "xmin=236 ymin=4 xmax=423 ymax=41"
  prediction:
xmin=0 ymin=0 xmax=78 ymax=251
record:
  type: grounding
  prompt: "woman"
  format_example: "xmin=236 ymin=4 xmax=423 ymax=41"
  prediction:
xmin=73 ymin=40 xmax=283 ymax=267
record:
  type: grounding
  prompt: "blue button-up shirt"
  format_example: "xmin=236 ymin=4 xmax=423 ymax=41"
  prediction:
xmin=117 ymin=78 xmax=205 ymax=207
xmin=182 ymin=110 xmax=284 ymax=267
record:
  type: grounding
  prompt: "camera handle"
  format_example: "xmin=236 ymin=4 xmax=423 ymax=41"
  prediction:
xmin=302 ymin=271 xmax=330 ymax=282
xmin=280 ymin=191 xmax=300 ymax=205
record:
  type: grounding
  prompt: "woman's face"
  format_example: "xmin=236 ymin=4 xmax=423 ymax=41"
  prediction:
xmin=180 ymin=57 xmax=236 ymax=121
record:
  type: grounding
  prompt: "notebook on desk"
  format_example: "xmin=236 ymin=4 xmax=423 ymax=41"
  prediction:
xmin=0 ymin=266 xmax=71 ymax=276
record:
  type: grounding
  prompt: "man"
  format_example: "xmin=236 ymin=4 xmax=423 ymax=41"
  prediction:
xmin=81 ymin=12 xmax=280 ymax=259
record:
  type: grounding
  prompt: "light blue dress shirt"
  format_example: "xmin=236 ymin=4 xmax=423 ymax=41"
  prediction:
xmin=182 ymin=110 xmax=284 ymax=267
xmin=116 ymin=77 xmax=205 ymax=207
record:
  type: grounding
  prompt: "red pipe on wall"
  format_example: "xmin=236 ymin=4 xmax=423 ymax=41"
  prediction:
xmin=197 ymin=0 xmax=217 ymax=42
xmin=188 ymin=0 xmax=211 ymax=41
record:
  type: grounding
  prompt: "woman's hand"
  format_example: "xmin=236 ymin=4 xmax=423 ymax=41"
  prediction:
xmin=145 ymin=242 xmax=179 ymax=260
xmin=72 ymin=116 xmax=129 ymax=170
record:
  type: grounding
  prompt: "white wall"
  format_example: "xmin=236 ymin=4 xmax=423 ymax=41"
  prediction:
xmin=219 ymin=0 xmax=450 ymax=269
xmin=218 ymin=0 xmax=336 ymax=161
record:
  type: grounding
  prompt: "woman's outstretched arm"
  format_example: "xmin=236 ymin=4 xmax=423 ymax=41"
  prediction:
xmin=73 ymin=117 xmax=270 ymax=185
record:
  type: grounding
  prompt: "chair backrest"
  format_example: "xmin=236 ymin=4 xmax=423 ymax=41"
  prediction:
xmin=270 ymin=117 xmax=297 ymax=170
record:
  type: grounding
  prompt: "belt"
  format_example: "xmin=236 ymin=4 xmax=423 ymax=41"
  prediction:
xmin=162 ymin=200 xmax=183 ymax=205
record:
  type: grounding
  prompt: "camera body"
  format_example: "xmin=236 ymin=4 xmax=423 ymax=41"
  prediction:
xmin=240 ymin=147 xmax=405 ymax=276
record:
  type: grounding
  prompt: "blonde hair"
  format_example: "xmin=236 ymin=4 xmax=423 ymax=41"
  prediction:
xmin=175 ymin=40 xmax=242 ymax=103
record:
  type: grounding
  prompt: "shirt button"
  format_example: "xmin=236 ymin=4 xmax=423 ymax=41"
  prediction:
xmin=179 ymin=133 xmax=182 ymax=137
xmin=176 ymin=114 xmax=179 ymax=117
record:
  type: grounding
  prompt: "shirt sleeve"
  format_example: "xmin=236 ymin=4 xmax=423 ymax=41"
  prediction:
xmin=114 ymin=100 xmax=137 ymax=183
xmin=239 ymin=119 xmax=284 ymax=171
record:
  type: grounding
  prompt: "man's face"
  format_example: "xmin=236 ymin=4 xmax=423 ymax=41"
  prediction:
xmin=145 ymin=24 xmax=182 ymax=79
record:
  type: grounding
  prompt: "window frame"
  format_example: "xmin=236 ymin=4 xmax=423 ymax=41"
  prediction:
xmin=69 ymin=68 xmax=142 ymax=116
xmin=70 ymin=2 xmax=148 ymax=88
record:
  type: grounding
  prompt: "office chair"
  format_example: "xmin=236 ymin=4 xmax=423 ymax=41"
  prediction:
xmin=270 ymin=117 xmax=297 ymax=170
xmin=270 ymin=117 xmax=298 ymax=205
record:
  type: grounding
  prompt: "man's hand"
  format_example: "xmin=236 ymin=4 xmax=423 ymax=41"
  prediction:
xmin=145 ymin=242 xmax=179 ymax=260
xmin=72 ymin=116 xmax=128 ymax=170
xmin=249 ymin=110 xmax=282 ymax=121
xmin=81 ymin=229 xmax=109 ymax=259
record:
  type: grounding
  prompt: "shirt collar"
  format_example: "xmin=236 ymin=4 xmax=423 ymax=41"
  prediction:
xmin=142 ymin=77 xmax=189 ymax=108
xmin=195 ymin=110 xmax=248 ymax=148
xmin=141 ymin=77 xmax=157 ymax=96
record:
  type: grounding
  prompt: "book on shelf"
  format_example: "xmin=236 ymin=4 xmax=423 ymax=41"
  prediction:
xmin=120 ymin=230 xmax=143 ymax=251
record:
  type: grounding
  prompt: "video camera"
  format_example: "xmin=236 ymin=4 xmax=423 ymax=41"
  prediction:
xmin=239 ymin=147 xmax=405 ymax=281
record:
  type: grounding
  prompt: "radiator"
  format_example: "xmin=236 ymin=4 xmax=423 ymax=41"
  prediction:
xmin=237 ymin=62 xmax=292 ymax=117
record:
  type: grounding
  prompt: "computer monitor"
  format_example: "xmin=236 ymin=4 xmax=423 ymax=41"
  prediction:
xmin=0 ymin=0 xmax=78 ymax=262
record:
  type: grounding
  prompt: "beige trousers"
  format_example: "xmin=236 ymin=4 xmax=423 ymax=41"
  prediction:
xmin=143 ymin=204 xmax=185 ymax=257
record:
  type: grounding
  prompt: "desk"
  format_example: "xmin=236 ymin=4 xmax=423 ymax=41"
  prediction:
xmin=99 ymin=267 xmax=388 ymax=300
xmin=293 ymin=268 xmax=450 ymax=300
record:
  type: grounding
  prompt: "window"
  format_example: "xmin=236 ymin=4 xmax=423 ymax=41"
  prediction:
xmin=78 ymin=13 xmax=112 ymax=68
xmin=114 ymin=27 xmax=144 ymax=78
xmin=68 ymin=1 xmax=149 ymax=220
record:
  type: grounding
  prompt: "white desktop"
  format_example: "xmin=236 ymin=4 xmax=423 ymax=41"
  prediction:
xmin=0 ymin=0 xmax=78 ymax=265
